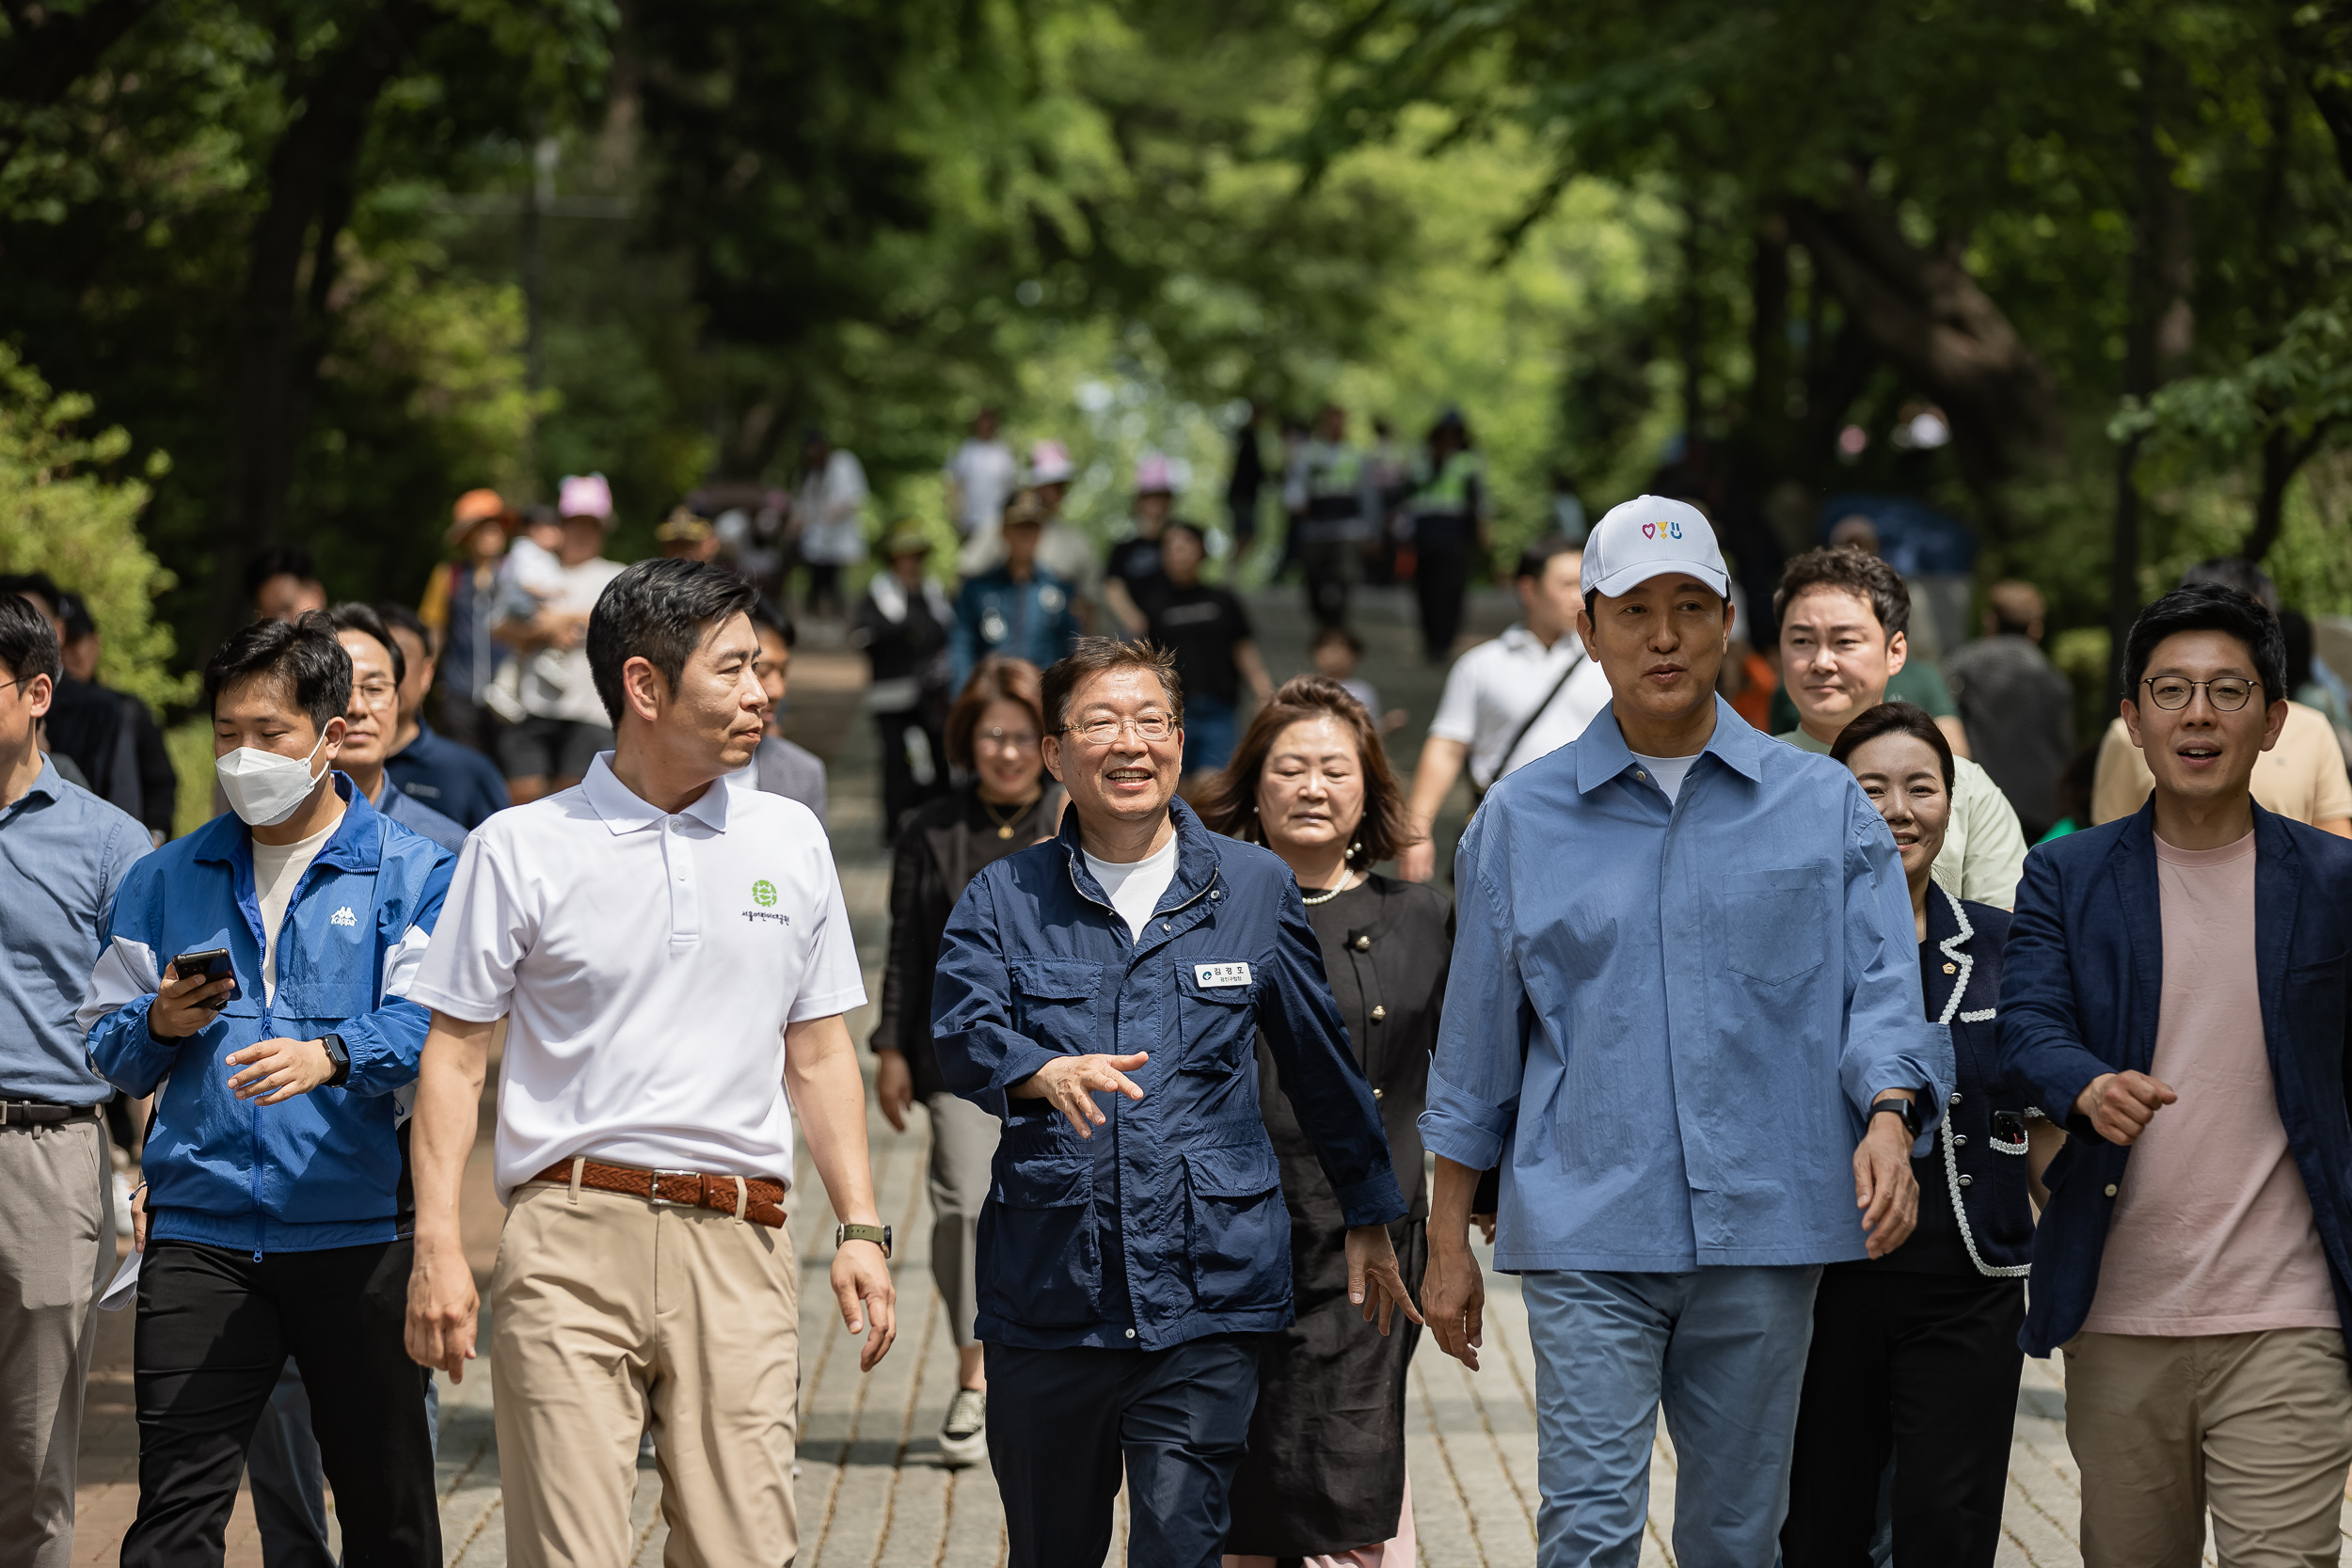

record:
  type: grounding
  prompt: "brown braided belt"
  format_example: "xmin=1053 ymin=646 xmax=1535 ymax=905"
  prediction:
xmin=529 ymin=1159 xmax=787 ymax=1229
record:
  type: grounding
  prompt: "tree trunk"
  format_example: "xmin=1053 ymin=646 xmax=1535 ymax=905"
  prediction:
xmin=203 ymin=0 xmax=436 ymax=652
xmin=1742 ymin=214 xmax=1791 ymax=468
xmin=1785 ymin=178 xmax=2063 ymax=527
xmin=2241 ymin=420 xmax=2333 ymax=564
xmin=2109 ymin=49 xmax=2196 ymax=681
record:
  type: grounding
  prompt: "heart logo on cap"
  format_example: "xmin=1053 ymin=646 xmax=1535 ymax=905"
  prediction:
xmin=1642 ymin=521 xmax=1658 ymax=539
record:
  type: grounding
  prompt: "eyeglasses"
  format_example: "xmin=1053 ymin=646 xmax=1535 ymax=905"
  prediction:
xmin=354 ymin=679 xmax=399 ymax=710
xmin=976 ymin=727 xmax=1040 ymax=752
xmin=1062 ymin=713 xmax=1176 ymax=746
xmin=2142 ymin=676 xmax=2257 ymax=712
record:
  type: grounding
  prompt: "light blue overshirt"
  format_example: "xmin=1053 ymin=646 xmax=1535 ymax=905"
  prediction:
xmin=0 ymin=757 xmax=151 ymax=1102
xmin=1420 ymin=696 xmax=1952 ymax=1274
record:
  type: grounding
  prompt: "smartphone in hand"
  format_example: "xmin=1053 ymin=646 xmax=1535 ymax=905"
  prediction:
xmin=167 ymin=947 xmax=239 ymax=1009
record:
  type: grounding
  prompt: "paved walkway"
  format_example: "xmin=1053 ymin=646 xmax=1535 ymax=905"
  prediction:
xmin=72 ymin=579 xmax=2335 ymax=1563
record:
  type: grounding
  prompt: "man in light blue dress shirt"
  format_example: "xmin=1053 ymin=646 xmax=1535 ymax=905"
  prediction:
xmin=1418 ymin=497 xmax=1952 ymax=1566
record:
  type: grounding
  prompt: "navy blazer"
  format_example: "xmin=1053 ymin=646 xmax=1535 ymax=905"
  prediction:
xmin=1997 ymin=800 xmax=2352 ymax=1356
xmin=930 ymin=797 xmax=1406 ymax=1353
xmin=1920 ymin=885 xmax=2035 ymax=1276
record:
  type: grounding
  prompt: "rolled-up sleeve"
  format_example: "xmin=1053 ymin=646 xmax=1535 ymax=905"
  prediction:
xmin=1420 ymin=816 xmax=1524 ymax=1172
xmin=930 ymin=873 xmax=1058 ymax=1113
xmin=1256 ymin=883 xmax=1405 ymax=1227
xmin=1839 ymin=790 xmax=1951 ymax=1154
xmin=1996 ymin=848 xmax=2111 ymax=1136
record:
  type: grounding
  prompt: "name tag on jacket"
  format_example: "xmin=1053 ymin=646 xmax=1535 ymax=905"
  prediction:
xmin=1195 ymin=962 xmax=1251 ymax=989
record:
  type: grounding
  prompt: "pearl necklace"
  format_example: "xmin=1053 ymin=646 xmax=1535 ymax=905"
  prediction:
xmin=1300 ymin=871 xmax=1358 ymax=906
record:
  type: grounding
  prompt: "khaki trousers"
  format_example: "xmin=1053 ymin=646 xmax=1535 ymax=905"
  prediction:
xmin=492 ymin=1176 xmax=801 ymax=1568
xmin=2064 ymin=1327 xmax=2352 ymax=1568
xmin=0 ymin=1116 xmax=114 ymax=1568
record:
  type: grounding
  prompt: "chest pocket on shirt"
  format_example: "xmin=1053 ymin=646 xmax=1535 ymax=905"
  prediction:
xmin=1009 ymin=959 xmax=1107 ymax=1053
xmin=1723 ymin=866 xmax=1832 ymax=986
xmin=1175 ymin=960 xmax=1257 ymax=1076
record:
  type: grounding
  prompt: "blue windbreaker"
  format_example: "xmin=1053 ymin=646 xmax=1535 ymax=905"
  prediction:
xmin=930 ymin=797 xmax=1406 ymax=1352
xmin=81 ymin=776 xmax=453 ymax=1254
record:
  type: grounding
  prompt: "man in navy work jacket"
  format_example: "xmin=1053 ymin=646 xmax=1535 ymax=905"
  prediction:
xmin=1418 ymin=498 xmax=1951 ymax=1567
xmin=1999 ymin=583 xmax=2352 ymax=1565
xmin=930 ymin=638 xmax=1417 ymax=1568
xmin=79 ymin=614 xmax=453 ymax=1568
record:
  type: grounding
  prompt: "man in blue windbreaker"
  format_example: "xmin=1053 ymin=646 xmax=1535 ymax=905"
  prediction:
xmin=930 ymin=637 xmax=1418 ymax=1568
xmin=80 ymin=613 xmax=452 ymax=1568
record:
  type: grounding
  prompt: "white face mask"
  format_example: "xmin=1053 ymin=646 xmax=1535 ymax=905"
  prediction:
xmin=215 ymin=727 xmax=331 ymax=828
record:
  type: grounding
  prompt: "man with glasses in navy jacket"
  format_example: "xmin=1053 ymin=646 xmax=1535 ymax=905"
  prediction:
xmin=930 ymin=638 xmax=1418 ymax=1568
xmin=2001 ymin=583 xmax=2352 ymax=1564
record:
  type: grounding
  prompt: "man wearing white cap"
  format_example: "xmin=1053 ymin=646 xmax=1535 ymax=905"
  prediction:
xmin=1416 ymin=497 xmax=1951 ymax=1564
xmin=496 ymin=473 xmax=626 ymax=802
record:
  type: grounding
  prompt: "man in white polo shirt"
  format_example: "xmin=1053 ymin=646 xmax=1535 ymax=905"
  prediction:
xmin=1397 ymin=535 xmax=1611 ymax=880
xmin=401 ymin=559 xmax=895 ymax=1564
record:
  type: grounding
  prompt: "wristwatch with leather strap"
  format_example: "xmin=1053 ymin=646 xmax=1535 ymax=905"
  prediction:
xmin=835 ymin=1222 xmax=893 ymax=1259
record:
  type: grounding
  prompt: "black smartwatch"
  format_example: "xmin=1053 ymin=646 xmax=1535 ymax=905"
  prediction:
xmin=1868 ymin=1095 xmax=1920 ymax=1138
xmin=320 ymin=1033 xmax=351 ymax=1088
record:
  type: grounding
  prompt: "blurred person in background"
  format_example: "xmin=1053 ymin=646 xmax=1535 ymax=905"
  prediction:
xmin=868 ymin=657 xmax=1062 ymax=1471
xmin=1284 ymin=404 xmax=1379 ymax=628
xmin=654 ymin=507 xmax=721 ymax=563
xmin=1396 ymin=539 xmax=1610 ymax=882
xmin=1365 ymin=416 xmax=1412 ymax=587
xmin=733 ymin=598 xmax=827 ymax=823
xmin=1026 ymin=438 xmax=1103 ymax=634
xmin=1944 ymin=579 xmax=2074 ymax=840
xmin=0 ymin=591 xmax=149 ymax=1568
xmin=2280 ymin=607 xmax=2352 ymax=758
xmin=58 ymin=589 xmax=175 ymax=843
xmin=945 ymin=406 xmax=1017 ymax=548
xmin=1144 ymin=520 xmax=1273 ymax=784
xmin=495 ymin=475 xmax=625 ymax=803
xmin=1406 ymin=410 xmax=1489 ymax=665
xmin=1198 ymin=675 xmax=1451 ymax=1568
xmin=1104 ymin=454 xmax=1177 ymax=637
xmin=793 ymin=427 xmax=869 ymax=623
xmin=1226 ymin=402 xmax=1267 ymax=562
xmin=950 ymin=491 xmax=1082 ymax=691
xmin=246 ymin=547 xmax=327 ymax=626
xmin=0 ymin=574 xmax=145 ymax=822
xmin=375 ymin=602 xmax=510 ymax=831
xmin=1783 ymin=702 xmax=2056 ymax=1568
xmin=2035 ymin=743 xmax=2104 ymax=845
xmin=1310 ymin=626 xmax=1404 ymax=736
xmin=415 ymin=488 xmax=514 ymax=754
xmin=326 ymin=605 xmax=469 ymax=854
xmin=852 ymin=523 xmax=952 ymax=841
xmin=2090 ymin=559 xmax=2351 ymax=836
xmin=1773 ymin=547 xmax=2028 ymax=910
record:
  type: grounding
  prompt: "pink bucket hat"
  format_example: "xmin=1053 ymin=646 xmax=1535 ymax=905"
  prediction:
xmin=557 ymin=472 xmax=615 ymax=526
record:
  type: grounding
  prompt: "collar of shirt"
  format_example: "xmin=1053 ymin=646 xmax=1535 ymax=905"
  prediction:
xmin=1573 ymin=696 xmax=1767 ymax=798
xmin=1 ymin=755 xmax=64 ymax=820
xmin=190 ymin=771 xmax=382 ymax=878
xmin=1053 ymin=795 xmax=1221 ymax=945
xmin=580 ymin=752 xmax=732 ymax=837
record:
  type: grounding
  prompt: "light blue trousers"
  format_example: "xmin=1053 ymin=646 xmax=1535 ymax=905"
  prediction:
xmin=1521 ymin=1266 xmax=1822 ymax=1568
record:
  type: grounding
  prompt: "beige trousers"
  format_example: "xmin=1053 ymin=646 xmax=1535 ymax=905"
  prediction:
xmin=492 ymin=1175 xmax=801 ymax=1568
xmin=2064 ymin=1327 xmax=2352 ymax=1568
xmin=0 ymin=1116 xmax=113 ymax=1568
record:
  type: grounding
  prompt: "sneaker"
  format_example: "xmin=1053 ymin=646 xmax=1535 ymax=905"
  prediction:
xmin=938 ymin=1387 xmax=987 ymax=1469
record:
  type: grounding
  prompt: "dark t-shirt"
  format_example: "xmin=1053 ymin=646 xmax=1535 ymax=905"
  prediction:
xmin=1107 ymin=535 xmax=1168 ymax=609
xmin=1147 ymin=584 xmax=1252 ymax=705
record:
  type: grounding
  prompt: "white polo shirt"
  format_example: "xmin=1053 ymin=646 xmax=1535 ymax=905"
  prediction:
xmin=1427 ymin=624 xmax=1614 ymax=787
xmin=406 ymin=752 xmax=866 ymax=1202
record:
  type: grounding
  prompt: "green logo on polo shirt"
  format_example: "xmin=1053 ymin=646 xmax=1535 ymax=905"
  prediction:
xmin=752 ymin=879 xmax=778 ymax=908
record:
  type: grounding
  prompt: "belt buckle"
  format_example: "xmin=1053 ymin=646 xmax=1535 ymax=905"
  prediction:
xmin=646 ymin=1169 xmax=702 ymax=1206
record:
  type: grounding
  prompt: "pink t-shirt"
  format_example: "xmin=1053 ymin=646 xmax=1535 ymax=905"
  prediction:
xmin=2082 ymin=831 xmax=2338 ymax=1336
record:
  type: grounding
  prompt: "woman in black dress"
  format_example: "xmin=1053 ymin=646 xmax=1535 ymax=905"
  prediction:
xmin=870 ymin=656 xmax=1062 ymax=1469
xmin=1781 ymin=702 xmax=2064 ymax=1567
xmin=1198 ymin=674 xmax=1452 ymax=1567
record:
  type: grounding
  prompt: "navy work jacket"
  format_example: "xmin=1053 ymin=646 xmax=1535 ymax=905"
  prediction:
xmin=930 ymin=797 xmax=1406 ymax=1352
xmin=1998 ymin=800 xmax=2352 ymax=1355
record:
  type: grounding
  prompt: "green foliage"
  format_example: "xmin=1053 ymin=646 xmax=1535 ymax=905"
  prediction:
xmin=2113 ymin=305 xmax=2352 ymax=462
xmin=0 ymin=346 xmax=193 ymax=711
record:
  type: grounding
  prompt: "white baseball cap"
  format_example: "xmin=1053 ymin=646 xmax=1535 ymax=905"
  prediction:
xmin=1581 ymin=495 xmax=1730 ymax=600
